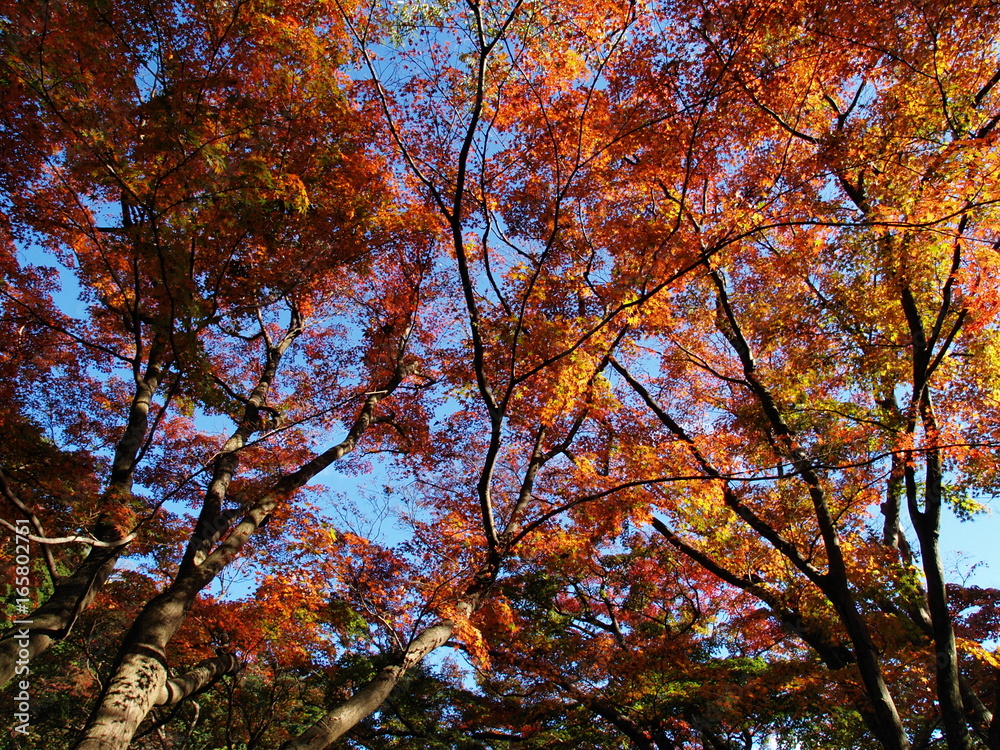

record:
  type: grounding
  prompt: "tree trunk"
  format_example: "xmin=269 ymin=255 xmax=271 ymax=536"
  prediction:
xmin=282 ymin=620 xmax=457 ymax=750
xmin=0 ymin=543 xmax=126 ymax=687
xmin=74 ymin=584 xmax=193 ymax=750
xmin=0 ymin=351 xmax=167 ymax=687
xmin=910 ymin=496 xmax=973 ymax=750
xmin=156 ymin=652 xmax=242 ymax=706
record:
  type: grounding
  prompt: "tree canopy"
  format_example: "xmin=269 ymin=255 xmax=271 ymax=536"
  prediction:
xmin=2 ymin=0 xmax=1000 ymax=748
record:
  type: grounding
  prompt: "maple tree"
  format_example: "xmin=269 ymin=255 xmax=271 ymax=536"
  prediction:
xmin=1 ymin=0 xmax=435 ymax=745
xmin=2 ymin=0 xmax=1000 ymax=748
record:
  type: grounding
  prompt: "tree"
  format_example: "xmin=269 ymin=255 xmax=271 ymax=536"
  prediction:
xmin=1 ymin=0 xmax=435 ymax=745
xmin=3 ymin=0 xmax=1000 ymax=748
xmin=586 ymin=2 xmax=1000 ymax=747
xmin=308 ymin=0 xmax=1000 ymax=745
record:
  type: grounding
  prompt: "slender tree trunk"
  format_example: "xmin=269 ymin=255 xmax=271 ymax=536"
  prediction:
xmin=562 ymin=680 xmax=663 ymax=750
xmin=282 ymin=619 xmax=458 ymax=750
xmin=959 ymin=677 xmax=998 ymax=749
xmin=0 ymin=351 xmax=168 ymax=687
xmin=909 ymin=463 xmax=973 ymax=750
xmin=825 ymin=584 xmax=911 ymax=750
xmin=707 ymin=274 xmax=911 ymax=750
xmin=0 ymin=543 xmax=125 ymax=688
xmin=899 ymin=276 xmax=973 ymax=750
xmin=283 ymin=541 xmax=499 ymax=749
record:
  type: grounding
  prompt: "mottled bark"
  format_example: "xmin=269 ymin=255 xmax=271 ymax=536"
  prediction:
xmin=156 ymin=652 xmax=242 ymax=706
xmin=75 ymin=585 xmax=191 ymax=750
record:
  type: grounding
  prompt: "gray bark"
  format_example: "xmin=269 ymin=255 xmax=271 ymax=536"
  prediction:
xmin=155 ymin=652 xmax=242 ymax=706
